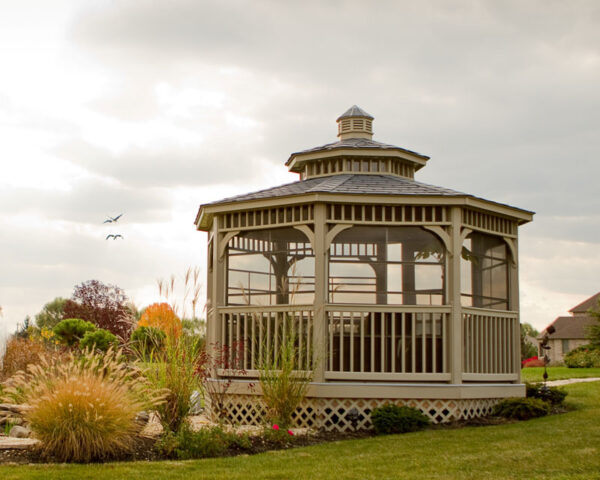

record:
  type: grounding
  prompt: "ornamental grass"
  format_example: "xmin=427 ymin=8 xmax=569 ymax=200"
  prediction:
xmin=1 ymin=347 xmax=165 ymax=463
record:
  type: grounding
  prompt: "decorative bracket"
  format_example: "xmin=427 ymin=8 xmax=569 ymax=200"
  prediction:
xmin=218 ymin=230 xmax=240 ymax=259
xmin=423 ymin=226 xmax=451 ymax=253
xmin=503 ymin=237 xmax=518 ymax=266
xmin=325 ymin=223 xmax=353 ymax=249
xmin=293 ymin=225 xmax=315 ymax=247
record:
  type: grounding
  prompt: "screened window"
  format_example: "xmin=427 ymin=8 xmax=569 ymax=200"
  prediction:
xmin=461 ymin=232 xmax=510 ymax=310
xmin=227 ymin=227 xmax=314 ymax=305
xmin=328 ymin=226 xmax=446 ymax=305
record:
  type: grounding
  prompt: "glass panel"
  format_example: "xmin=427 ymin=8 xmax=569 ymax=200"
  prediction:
xmin=328 ymin=226 xmax=446 ymax=305
xmin=227 ymin=227 xmax=314 ymax=305
xmin=461 ymin=231 xmax=510 ymax=310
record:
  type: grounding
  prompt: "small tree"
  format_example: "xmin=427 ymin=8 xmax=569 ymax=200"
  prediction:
xmin=62 ymin=280 xmax=133 ymax=340
xmin=138 ymin=303 xmax=182 ymax=338
xmin=35 ymin=297 xmax=67 ymax=330
xmin=520 ymin=322 xmax=539 ymax=361
xmin=587 ymin=298 xmax=600 ymax=347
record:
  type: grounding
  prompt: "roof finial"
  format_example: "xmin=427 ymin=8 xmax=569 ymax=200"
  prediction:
xmin=336 ymin=105 xmax=374 ymax=140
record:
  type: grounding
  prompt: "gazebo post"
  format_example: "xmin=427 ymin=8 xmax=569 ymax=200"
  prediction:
xmin=312 ymin=202 xmax=328 ymax=383
xmin=449 ymin=206 xmax=463 ymax=384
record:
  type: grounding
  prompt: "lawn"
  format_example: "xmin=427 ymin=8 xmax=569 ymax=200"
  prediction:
xmin=521 ymin=366 xmax=600 ymax=383
xmin=1 ymin=381 xmax=599 ymax=480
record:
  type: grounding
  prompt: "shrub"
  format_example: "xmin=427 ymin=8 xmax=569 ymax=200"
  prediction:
xmin=371 ymin=404 xmax=430 ymax=435
xmin=564 ymin=345 xmax=600 ymax=368
xmin=196 ymin=342 xmax=248 ymax=424
xmin=492 ymin=397 xmax=551 ymax=420
xmin=138 ymin=303 xmax=182 ymax=338
xmin=0 ymin=337 xmax=49 ymax=381
xmin=522 ymin=357 xmax=545 ymax=367
xmin=258 ymin=331 xmax=313 ymax=429
xmin=53 ymin=318 xmax=96 ymax=346
xmin=1 ymin=348 xmax=165 ymax=462
xmin=525 ymin=383 xmax=568 ymax=406
xmin=141 ymin=333 xmax=201 ymax=432
xmin=156 ymin=425 xmax=251 ymax=460
xmin=79 ymin=328 xmax=118 ymax=352
xmin=131 ymin=326 xmax=166 ymax=358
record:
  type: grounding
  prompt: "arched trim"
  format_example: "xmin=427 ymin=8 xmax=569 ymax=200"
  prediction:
xmin=503 ymin=237 xmax=518 ymax=266
xmin=423 ymin=226 xmax=451 ymax=253
xmin=218 ymin=230 xmax=240 ymax=258
xmin=294 ymin=224 xmax=315 ymax=247
xmin=326 ymin=223 xmax=353 ymax=249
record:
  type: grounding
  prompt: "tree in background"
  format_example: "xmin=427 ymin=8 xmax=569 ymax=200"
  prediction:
xmin=587 ymin=298 xmax=600 ymax=347
xmin=520 ymin=322 xmax=539 ymax=361
xmin=62 ymin=280 xmax=133 ymax=340
xmin=138 ymin=303 xmax=182 ymax=338
xmin=35 ymin=297 xmax=67 ymax=330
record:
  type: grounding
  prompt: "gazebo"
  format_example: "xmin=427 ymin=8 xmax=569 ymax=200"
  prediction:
xmin=195 ymin=106 xmax=534 ymax=431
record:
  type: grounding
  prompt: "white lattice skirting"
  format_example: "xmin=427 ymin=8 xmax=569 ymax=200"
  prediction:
xmin=215 ymin=395 xmax=500 ymax=432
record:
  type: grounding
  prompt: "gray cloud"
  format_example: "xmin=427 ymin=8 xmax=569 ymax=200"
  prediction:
xmin=2 ymin=1 xmax=599 ymax=331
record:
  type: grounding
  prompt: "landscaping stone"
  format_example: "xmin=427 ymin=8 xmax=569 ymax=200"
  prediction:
xmin=8 ymin=426 xmax=30 ymax=439
xmin=0 ymin=437 xmax=39 ymax=450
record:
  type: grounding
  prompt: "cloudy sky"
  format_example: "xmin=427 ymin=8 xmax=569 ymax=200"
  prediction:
xmin=1 ymin=0 xmax=599 ymax=335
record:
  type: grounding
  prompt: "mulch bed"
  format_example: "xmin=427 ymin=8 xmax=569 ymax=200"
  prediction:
xmin=0 ymin=408 xmax=572 ymax=465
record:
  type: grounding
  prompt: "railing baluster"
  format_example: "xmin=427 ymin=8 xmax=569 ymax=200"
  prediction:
xmin=360 ymin=312 xmax=365 ymax=373
xmin=432 ymin=313 xmax=437 ymax=374
xmin=298 ymin=310 xmax=303 ymax=370
xmin=380 ymin=313 xmax=385 ymax=373
xmin=443 ymin=313 xmax=447 ymax=373
xmin=401 ymin=312 xmax=406 ymax=373
xmin=421 ymin=314 xmax=426 ymax=373
xmin=391 ymin=312 xmax=396 ymax=373
xmin=411 ymin=314 xmax=416 ymax=374
xmin=340 ymin=313 xmax=345 ymax=372
xmin=329 ymin=313 xmax=334 ymax=371
xmin=371 ymin=312 xmax=375 ymax=373
xmin=350 ymin=311 xmax=355 ymax=373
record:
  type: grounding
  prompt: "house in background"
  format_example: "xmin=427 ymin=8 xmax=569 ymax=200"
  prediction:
xmin=538 ymin=292 xmax=599 ymax=363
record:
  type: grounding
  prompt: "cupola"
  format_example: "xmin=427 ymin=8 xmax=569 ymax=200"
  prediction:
xmin=336 ymin=105 xmax=374 ymax=140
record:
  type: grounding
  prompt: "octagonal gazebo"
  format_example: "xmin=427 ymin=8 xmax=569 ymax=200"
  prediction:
xmin=195 ymin=106 xmax=534 ymax=430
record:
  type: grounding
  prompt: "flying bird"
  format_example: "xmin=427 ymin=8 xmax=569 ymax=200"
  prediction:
xmin=103 ymin=214 xmax=124 ymax=223
xmin=106 ymin=234 xmax=124 ymax=240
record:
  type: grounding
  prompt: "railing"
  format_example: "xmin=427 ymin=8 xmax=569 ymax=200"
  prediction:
xmin=216 ymin=304 xmax=519 ymax=383
xmin=462 ymin=307 xmax=519 ymax=381
xmin=218 ymin=305 xmax=314 ymax=375
xmin=325 ymin=306 xmax=451 ymax=381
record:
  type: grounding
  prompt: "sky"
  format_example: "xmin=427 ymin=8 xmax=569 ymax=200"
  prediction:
xmin=0 ymin=0 xmax=599 ymax=336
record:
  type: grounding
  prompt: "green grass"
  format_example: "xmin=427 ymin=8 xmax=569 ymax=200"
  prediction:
xmin=521 ymin=366 xmax=600 ymax=383
xmin=1 ymin=381 xmax=599 ymax=479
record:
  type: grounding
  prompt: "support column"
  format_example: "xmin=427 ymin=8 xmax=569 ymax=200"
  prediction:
xmin=449 ymin=207 xmax=463 ymax=384
xmin=510 ymin=238 xmax=521 ymax=382
xmin=312 ymin=203 xmax=327 ymax=382
xmin=206 ymin=221 xmax=220 ymax=348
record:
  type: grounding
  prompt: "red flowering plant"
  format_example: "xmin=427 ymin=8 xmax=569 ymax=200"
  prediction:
xmin=196 ymin=341 xmax=251 ymax=424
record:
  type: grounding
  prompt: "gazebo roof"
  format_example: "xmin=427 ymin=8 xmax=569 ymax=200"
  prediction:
xmin=286 ymin=137 xmax=429 ymax=166
xmin=204 ymin=174 xmax=464 ymax=206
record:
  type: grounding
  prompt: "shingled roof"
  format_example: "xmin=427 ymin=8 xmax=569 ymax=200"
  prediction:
xmin=287 ymin=137 xmax=429 ymax=162
xmin=336 ymin=105 xmax=374 ymax=120
xmin=540 ymin=316 xmax=596 ymax=340
xmin=569 ymin=292 xmax=600 ymax=314
xmin=203 ymin=174 xmax=465 ymax=206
